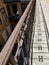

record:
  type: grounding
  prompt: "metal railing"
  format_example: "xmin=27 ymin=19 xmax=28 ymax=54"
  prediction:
xmin=0 ymin=0 xmax=34 ymax=65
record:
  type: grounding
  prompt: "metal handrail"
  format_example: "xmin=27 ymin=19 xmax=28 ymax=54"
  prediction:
xmin=0 ymin=0 xmax=33 ymax=65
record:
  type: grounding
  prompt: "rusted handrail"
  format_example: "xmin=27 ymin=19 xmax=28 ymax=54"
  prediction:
xmin=0 ymin=0 xmax=33 ymax=65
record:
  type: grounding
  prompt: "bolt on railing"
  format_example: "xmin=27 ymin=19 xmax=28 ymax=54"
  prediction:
xmin=0 ymin=0 xmax=34 ymax=65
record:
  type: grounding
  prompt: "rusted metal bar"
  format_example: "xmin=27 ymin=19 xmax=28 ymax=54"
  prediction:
xmin=0 ymin=0 xmax=33 ymax=65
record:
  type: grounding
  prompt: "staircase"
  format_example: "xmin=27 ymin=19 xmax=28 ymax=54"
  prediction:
xmin=0 ymin=0 xmax=49 ymax=65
